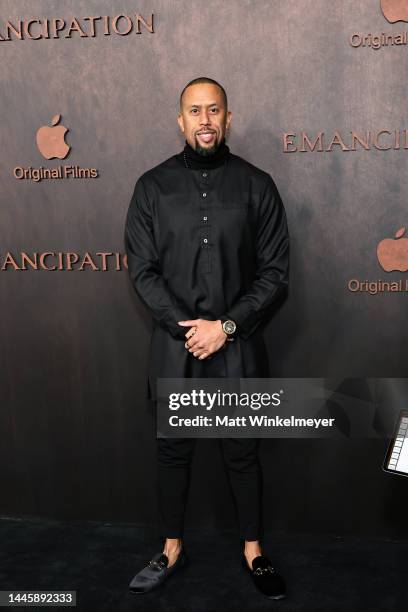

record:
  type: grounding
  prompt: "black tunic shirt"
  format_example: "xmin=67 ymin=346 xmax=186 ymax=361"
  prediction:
xmin=124 ymin=140 xmax=290 ymax=401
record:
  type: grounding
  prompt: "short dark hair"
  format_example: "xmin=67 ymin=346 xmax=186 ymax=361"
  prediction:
xmin=179 ymin=77 xmax=228 ymax=111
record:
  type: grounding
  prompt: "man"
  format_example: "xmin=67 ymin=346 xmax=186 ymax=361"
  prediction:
xmin=125 ymin=77 xmax=289 ymax=599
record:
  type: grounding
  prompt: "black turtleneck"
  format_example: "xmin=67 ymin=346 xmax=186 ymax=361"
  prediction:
xmin=176 ymin=137 xmax=230 ymax=170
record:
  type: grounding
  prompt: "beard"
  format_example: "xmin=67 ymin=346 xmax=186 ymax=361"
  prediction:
xmin=194 ymin=133 xmax=222 ymax=156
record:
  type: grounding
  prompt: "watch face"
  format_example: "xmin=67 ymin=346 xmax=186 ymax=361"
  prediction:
xmin=223 ymin=320 xmax=236 ymax=334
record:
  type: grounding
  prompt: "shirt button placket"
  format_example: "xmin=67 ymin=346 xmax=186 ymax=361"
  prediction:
xmin=200 ymin=170 xmax=211 ymax=273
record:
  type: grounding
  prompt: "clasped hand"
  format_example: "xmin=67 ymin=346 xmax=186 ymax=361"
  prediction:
xmin=178 ymin=319 xmax=227 ymax=360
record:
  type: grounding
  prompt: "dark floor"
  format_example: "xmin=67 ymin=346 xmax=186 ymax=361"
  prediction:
xmin=0 ymin=516 xmax=407 ymax=611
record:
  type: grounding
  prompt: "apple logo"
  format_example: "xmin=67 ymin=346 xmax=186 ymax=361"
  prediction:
xmin=36 ymin=114 xmax=70 ymax=160
xmin=377 ymin=227 xmax=408 ymax=271
xmin=381 ymin=0 xmax=408 ymax=23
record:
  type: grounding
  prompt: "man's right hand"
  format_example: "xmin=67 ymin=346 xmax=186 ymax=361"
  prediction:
xmin=178 ymin=318 xmax=227 ymax=360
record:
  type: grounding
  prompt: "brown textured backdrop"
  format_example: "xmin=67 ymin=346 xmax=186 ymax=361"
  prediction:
xmin=1 ymin=0 xmax=408 ymax=537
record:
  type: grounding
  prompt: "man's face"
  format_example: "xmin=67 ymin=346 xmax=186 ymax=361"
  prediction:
xmin=177 ymin=83 xmax=232 ymax=155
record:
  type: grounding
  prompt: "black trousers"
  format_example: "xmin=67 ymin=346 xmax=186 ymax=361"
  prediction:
xmin=155 ymin=347 xmax=263 ymax=541
xmin=157 ymin=437 xmax=263 ymax=540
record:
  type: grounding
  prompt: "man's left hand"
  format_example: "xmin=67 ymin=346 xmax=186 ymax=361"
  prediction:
xmin=178 ymin=319 xmax=227 ymax=360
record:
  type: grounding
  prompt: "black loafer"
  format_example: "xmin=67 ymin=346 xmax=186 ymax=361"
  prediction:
xmin=129 ymin=548 xmax=187 ymax=594
xmin=242 ymin=554 xmax=286 ymax=599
